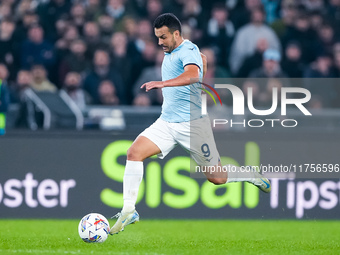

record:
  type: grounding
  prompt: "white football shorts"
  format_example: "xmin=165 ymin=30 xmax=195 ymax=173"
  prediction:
xmin=138 ymin=115 xmax=220 ymax=166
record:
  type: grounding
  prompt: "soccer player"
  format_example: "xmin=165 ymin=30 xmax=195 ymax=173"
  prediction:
xmin=110 ymin=13 xmax=271 ymax=235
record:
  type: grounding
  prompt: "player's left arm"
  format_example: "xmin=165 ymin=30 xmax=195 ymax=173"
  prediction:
xmin=200 ymin=52 xmax=207 ymax=78
xmin=141 ymin=64 xmax=200 ymax=92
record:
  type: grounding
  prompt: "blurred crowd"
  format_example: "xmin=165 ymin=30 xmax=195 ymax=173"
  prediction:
xmin=0 ymin=0 xmax=340 ymax=112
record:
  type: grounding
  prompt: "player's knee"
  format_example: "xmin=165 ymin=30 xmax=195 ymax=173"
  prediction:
xmin=127 ymin=146 xmax=142 ymax=161
xmin=207 ymin=177 xmax=227 ymax=185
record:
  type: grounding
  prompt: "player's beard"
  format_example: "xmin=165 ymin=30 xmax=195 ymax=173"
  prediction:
xmin=165 ymin=36 xmax=177 ymax=53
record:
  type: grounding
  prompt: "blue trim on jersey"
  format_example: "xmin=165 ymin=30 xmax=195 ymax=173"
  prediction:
xmin=183 ymin=63 xmax=201 ymax=69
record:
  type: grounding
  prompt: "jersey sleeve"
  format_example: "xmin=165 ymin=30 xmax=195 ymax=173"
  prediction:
xmin=180 ymin=44 xmax=202 ymax=70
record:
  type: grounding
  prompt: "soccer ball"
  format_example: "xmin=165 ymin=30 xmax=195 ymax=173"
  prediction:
xmin=78 ymin=213 xmax=110 ymax=243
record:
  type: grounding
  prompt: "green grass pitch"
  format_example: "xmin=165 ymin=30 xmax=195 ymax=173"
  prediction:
xmin=0 ymin=219 xmax=339 ymax=255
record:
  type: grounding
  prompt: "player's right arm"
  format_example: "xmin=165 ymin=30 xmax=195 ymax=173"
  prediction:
xmin=141 ymin=65 xmax=199 ymax=92
xmin=141 ymin=44 xmax=203 ymax=92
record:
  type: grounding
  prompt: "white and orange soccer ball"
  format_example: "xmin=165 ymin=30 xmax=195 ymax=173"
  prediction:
xmin=78 ymin=213 xmax=110 ymax=243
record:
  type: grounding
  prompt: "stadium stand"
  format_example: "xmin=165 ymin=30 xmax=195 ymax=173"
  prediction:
xmin=0 ymin=0 xmax=340 ymax=130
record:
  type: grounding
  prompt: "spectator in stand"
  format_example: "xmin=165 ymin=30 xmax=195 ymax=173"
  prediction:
xmin=106 ymin=0 xmax=126 ymax=20
xmin=130 ymin=18 xmax=154 ymax=57
xmin=30 ymin=64 xmax=57 ymax=92
xmin=11 ymin=68 xmax=46 ymax=129
xmin=123 ymin=17 xmax=141 ymax=68
xmin=62 ymin=72 xmax=92 ymax=111
xmin=83 ymin=21 xmax=108 ymax=59
xmin=130 ymin=39 xmax=157 ymax=97
xmin=317 ymin=23 xmax=336 ymax=56
xmin=181 ymin=22 xmax=193 ymax=41
xmin=36 ymin=0 xmax=71 ymax=41
xmin=9 ymin=69 xmax=32 ymax=104
xmin=237 ymin=38 xmax=268 ymax=78
xmin=301 ymin=0 xmax=325 ymax=12
xmin=85 ymin=0 xmax=105 ymax=20
xmin=70 ymin=3 xmax=86 ymax=35
xmin=123 ymin=17 xmax=138 ymax=41
xmin=54 ymin=24 xmax=80 ymax=86
xmin=83 ymin=49 xmax=125 ymax=104
xmin=132 ymin=93 xmax=154 ymax=106
xmin=132 ymin=49 xmax=164 ymax=106
xmin=249 ymin=48 xmax=287 ymax=78
xmin=309 ymin=11 xmax=323 ymax=32
xmin=14 ymin=0 xmax=36 ymax=22
xmin=98 ymin=80 xmax=120 ymax=105
xmin=13 ymin=11 xmax=39 ymax=43
xmin=145 ymin=0 xmax=163 ymax=22
xmin=98 ymin=14 xmax=115 ymax=44
xmin=328 ymin=0 xmax=340 ymax=36
xmin=224 ymin=0 xmax=239 ymax=10
xmin=303 ymin=52 xmax=335 ymax=78
xmin=179 ymin=0 xmax=204 ymax=43
xmin=106 ymin=0 xmax=132 ymax=30
xmin=21 ymin=24 xmax=56 ymax=73
xmin=163 ymin=0 xmax=183 ymax=19
xmin=55 ymin=25 xmax=80 ymax=53
xmin=282 ymin=13 xmax=318 ymax=63
xmin=281 ymin=41 xmax=305 ymax=77
xmin=261 ymin=0 xmax=280 ymax=24
xmin=303 ymin=52 xmax=338 ymax=108
xmin=127 ymin=18 xmax=155 ymax=73
xmin=229 ymin=7 xmax=281 ymax=75
xmin=0 ymin=19 xmax=17 ymax=81
xmin=59 ymin=39 xmax=91 ymax=83
xmin=230 ymin=0 xmax=263 ymax=29
xmin=55 ymin=18 xmax=69 ymax=39
xmin=205 ymin=3 xmax=235 ymax=69
xmin=1 ymin=0 xmax=15 ymax=7
xmin=181 ymin=0 xmax=202 ymax=22
xmin=0 ymin=3 xmax=12 ymax=22
xmin=64 ymin=25 xmax=80 ymax=44
xmin=109 ymin=32 xmax=132 ymax=101
xmin=200 ymin=47 xmax=230 ymax=79
xmin=271 ymin=3 xmax=298 ymax=39
xmin=135 ymin=18 xmax=153 ymax=46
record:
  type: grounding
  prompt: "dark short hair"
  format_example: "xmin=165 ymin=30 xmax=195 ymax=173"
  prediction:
xmin=153 ymin=13 xmax=182 ymax=34
xmin=212 ymin=2 xmax=228 ymax=12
